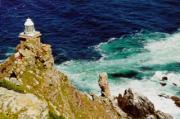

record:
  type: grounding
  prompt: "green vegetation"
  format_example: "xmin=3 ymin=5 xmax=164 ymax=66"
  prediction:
xmin=0 ymin=79 xmax=25 ymax=93
xmin=0 ymin=112 xmax=18 ymax=119
xmin=49 ymin=111 xmax=65 ymax=119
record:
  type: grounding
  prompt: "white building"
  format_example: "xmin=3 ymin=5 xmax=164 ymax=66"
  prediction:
xmin=19 ymin=18 xmax=41 ymax=39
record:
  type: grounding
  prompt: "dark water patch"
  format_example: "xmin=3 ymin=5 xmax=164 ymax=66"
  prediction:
xmin=139 ymin=63 xmax=180 ymax=73
xmin=163 ymin=0 xmax=180 ymax=7
xmin=176 ymin=92 xmax=180 ymax=96
xmin=150 ymin=63 xmax=180 ymax=72
xmin=0 ymin=47 xmax=15 ymax=60
xmin=109 ymin=70 xmax=139 ymax=79
xmin=140 ymin=66 xmax=154 ymax=71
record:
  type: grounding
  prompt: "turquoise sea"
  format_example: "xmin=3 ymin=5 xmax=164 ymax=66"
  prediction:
xmin=57 ymin=30 xmax=180 ymax=118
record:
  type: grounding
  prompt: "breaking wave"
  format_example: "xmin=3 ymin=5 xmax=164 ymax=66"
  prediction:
xmin=57 ymin=30 xmax=180 ymax=118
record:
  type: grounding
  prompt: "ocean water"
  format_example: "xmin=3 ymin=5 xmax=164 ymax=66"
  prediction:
xmin=0 ymin=0 xmax=180 ymax=118
xmin=57 ymin=31 xmax=180 ymax=118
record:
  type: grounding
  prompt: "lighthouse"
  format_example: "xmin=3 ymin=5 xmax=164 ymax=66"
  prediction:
xmin=19 ymin=18 xmax=41 ymax=41
xmin=24 ymin=18 xmax=35 ymax=36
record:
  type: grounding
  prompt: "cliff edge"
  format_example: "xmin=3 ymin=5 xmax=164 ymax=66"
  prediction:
xmin=0 ymin=34 xmax=120 ymax=119
xmin=0 ymin=19 xmax=173 ymax=119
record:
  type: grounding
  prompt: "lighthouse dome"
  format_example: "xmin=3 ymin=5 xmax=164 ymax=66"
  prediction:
xmin=19 ymin=18 xmax=41 ymax=38
xmin=24 ymin=18 xmax=34 ymax=26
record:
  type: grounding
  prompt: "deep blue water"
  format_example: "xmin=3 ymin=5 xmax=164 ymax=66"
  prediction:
xmin=0 ymin=0 xmax=180 ymax=62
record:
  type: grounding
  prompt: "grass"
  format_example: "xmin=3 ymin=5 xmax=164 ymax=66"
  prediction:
xmin=0 ymin=112 xmax=18 ymax=119
xmin=0 ymin=79 xmax=25 ymax=93
xmin=49 ymin=111 xmax=65 ymax=119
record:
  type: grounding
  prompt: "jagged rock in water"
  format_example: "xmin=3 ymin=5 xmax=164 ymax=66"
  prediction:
xmin=0 ymin=87 xmax=48 ymax=119
xmin=160 ymin=82 xmax=167 ymax=86
xmin=117 ymin=88 xmax=173 ymax=119
xmin=98 ymin=72 xmax=111 ymax=98
xmin=171 ymin=96 xmax=180 ymax=107
xmin=162 ymin=76 xmax=168 ymax=81
xmin=158 ymin=93 xmax=170 ymax=99
xmin=155 ymin=111 xmax=174 ymax=119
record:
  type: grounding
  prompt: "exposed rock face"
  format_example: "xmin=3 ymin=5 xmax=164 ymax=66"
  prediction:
xmin=0 ymin=35 xmax=120 ymax=118
xmin=117 ymin=88 xmax=154 ymax=118
xmin=98 ymin=72 xmax=111 ymax=98
xmin=155 ymin=111 xmax=174 ymax=119
xmin=117 ymin=88 xmax=173 ymax=119
xmin=0 ymin=87 xmax=48 ymax=119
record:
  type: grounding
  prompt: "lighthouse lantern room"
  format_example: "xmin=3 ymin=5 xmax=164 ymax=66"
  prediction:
xmin=19 ymin=18 xmax=41 ymax=40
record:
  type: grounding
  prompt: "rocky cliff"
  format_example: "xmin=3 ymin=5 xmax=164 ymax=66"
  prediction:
xmin=0 ymin=36 xmax=120 ymax=119
xmin=0 ymin=32 xmax=174 ymax=119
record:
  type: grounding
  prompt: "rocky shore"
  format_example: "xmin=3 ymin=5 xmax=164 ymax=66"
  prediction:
xmin=98 ymin=72 xmax=174 ymax=119
xmin=0 ymin=20 xmax=177 ymax=119
xmin=0 ymin=30 xmax=120 ymax=119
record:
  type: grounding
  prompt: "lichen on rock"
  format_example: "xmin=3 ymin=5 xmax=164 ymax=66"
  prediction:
xmin=0 ymin=87 xmax=49 ymax=119
xmin=0 ymin=32 xmax=121 ymax=119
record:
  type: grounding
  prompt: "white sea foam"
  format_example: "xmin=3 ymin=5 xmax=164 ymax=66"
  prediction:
xmin=143 ymin=32 xmax=180 ymax=65
xmin=152 ymin=71 xmax=180 ymax=86
xmin=56 ymin=31 xmax=180 ymax=118
xmin=110 ymin=72 xmax=180 ymax=119
xmin=5 ymin=52 xmax=14 ymax=56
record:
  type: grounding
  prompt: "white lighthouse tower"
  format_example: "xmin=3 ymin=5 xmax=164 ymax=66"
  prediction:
xmin=19 ymin=18 xmax=41 ymax=40
xmin=24 ymin=18 xmax=36 ymax=36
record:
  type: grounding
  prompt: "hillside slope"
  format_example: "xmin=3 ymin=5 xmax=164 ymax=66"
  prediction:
xmin=0 ymin=36 xmax=121 ymax=119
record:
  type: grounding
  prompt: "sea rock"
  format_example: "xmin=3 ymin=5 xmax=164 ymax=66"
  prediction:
xmin=171 ymin=96 xmax=180 ymax=107
xmin=162 ymin=76 xmax=168 ymax=81
xmin=158 ymin=93 xmax=170 ymax=99
xmin=175 ymin=101 xmax=180 ymax=107
xmin=160 ymin=82 xmax=167 ymax=86
xmin=0 ymin=87 xmax=49 ymax=119
xmin=98 ymin=72 xmax=111 ymax=98
xmin=155 ymin=110 xmax=173 ymax=119
xmin=172 ymin=83 xmax=177 ymax=86
xmin=117 ymin=88 xmax=154 ymax=118
xmin=117 ymin=88 xmax=173 ymax=119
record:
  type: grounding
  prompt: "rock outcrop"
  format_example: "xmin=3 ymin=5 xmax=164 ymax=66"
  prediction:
xmin=98 ymin=72 xmax=111 ymax=98
xmin=0 ymin=33 xmax=120 ymax=118
xmin=0 ymin=87 xmax=48 ymax=119
xmin=171 ymin=96 xmax=180 ymax=107
xmin=117 ymin=88 xmax=173 ymax=119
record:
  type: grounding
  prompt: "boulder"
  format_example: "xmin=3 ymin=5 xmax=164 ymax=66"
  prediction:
xmin=158 ymin=93 xmax=170 ymax=99
xmin=117 ymin=88 xmax=173 ymax=119
xmin=172 ymin=83 xmax=177 ymax=86
xmin=160 ymin=82 xmax=167 ymax=86
xmin=171 ymin=96 xmax=180 ymax=101
xmin=98 ymin=72 xmax=111 ymax=98
xmin=156 ymin=110 xmax=173 ymax=119
xmin=0 ymin=87 xmax=49 ymax=119
xmin=162 ymin=76 xmax=168 ymax=81
xmin=171 ymin=96 xmax=180 ymax=107
xmin=175 ymin=101 xmax=180 ymax=107
xmin=117 ymin=88 xmax=154 ymax=118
